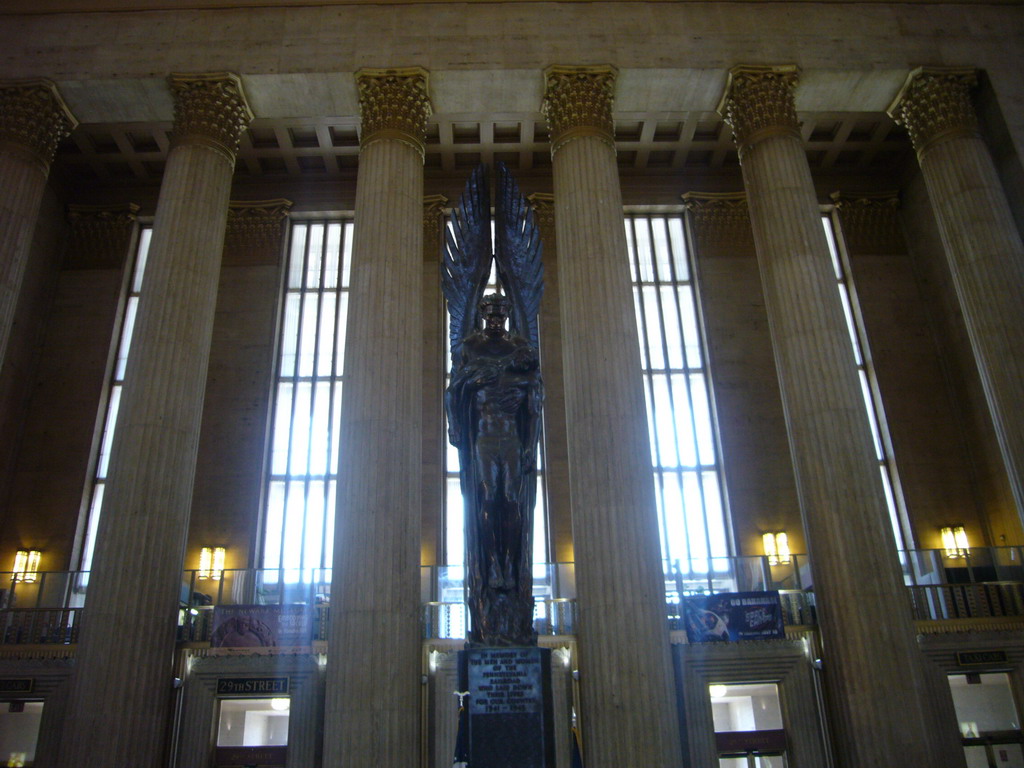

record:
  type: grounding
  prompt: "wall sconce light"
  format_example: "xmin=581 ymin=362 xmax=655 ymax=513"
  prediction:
xmin=941 ymin=526 xmax=970 ymax=559
xmin=762 ymin=532 xmax=791 ymax=566
xmin=12 ymin=550 xmax=41 ymax=583
xmin=198 ymin=546 xmax=226 ymax=580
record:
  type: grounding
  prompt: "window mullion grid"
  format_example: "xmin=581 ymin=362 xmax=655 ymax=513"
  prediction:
xmin=321 ymin=223 xmax=346 ymax=575
xmin=654 ymin=214 xmax=712 ymax=575
xmin=278 ymin=224 xmax=313 ymax=577
xmin=826 ymin=211 xmax=907 ymax=551
xmin=628 ymin=216 xmax=672 ymax=570
xmin=668 ymin=227 xmax=716 ymax=577
xmin=297 ymin=223 xmax=331 ymax=577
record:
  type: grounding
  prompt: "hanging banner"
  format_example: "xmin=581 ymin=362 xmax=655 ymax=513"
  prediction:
xmin=211 ymin=605 xmax=312 ymax=648
xmin=683 ymin=591 xmax=785 ymax=643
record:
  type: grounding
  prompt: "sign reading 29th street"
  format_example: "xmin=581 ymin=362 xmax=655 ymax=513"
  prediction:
xmin=467 ymin=648 xmax=542 ymax=715
xmin=216 ymin=677 xmax=289 ymax=696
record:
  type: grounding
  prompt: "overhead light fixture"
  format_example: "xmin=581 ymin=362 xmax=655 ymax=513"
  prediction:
xmin=12 ymin=550 xmax=41 ymax=583
xmin=198 ymin=546 xmax=226 ymax=580
xmin=941 ymin=526 xmax=969 ymax=559
xmin=762 ymin=532 xmax=791 ymax=566
xmin=709 ymin=684 xmax=729 ymax=698
xmin=270 ymin=698 xmax=290 ymax=711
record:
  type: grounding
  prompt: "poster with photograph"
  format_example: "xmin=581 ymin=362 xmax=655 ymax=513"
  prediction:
xmin=683 ymin=591 xmax=785 ymax=643
xmin=211 ymin=605 xmax=312 ymax=648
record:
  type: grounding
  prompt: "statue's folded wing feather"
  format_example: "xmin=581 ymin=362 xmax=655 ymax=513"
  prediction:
xmin=494 ymin=161 xmax=544 ymax=351
xmin=442 ymin=164 xmax=493 ymax=369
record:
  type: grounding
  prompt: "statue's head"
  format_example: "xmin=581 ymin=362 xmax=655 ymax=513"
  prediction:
xmin=479 ymin=293 xmax=510 ymax=332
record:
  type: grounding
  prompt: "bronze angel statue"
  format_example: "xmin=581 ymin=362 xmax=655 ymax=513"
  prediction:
xmin=443 ymin=163 xmax=544 ymax=647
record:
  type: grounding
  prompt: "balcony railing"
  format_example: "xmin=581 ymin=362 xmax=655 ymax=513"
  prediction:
xmin=4 ymin=547 xmax=1021 ymax=645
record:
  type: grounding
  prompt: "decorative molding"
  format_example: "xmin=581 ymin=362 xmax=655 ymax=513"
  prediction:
xmin=887 ymin=67 xmax=979 ymax=158
xmin=422 ymin=194 xmax=448 ymax=244
xmin=681 ymin=191 xmax=755 ymax=258
xmin=356 ymin=67 xmax=432 ymax=159
xmin=717 ymin=65 xmax=801 ymax=156
xmin=168 ymin=72 xmax=254 ymax=164
xmin=0 ymin=644 xmax=77 ymax=661
xmin=0 ymin=79 xmax=77 ymax=172
xmin=65 ymin=203 xmax=140 ymax=270
xmin=223 ymin=198 xmax=292 ymax=266
xmin=542 ymin=65 xmax=617 ymax=156
xmin=830 ymin=191 xmax=906 ymax=256
xmin=915 ymin=617 xmax=1024 ymax=635
xmin=527 ymin=192 xmax=555 ymax=234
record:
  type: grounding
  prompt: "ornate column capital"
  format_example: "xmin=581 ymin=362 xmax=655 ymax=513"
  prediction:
xmin=527 ymin=192 xmax=555 ymax=232
xmin=717 ymin=65 xmax=801 ymax=156
xmin=224 ymin=199 xmax=292 ymax=266
xmin=542 ymin=65 xmax=617 ymax=156
xmin=0 ymin=79 xmax=77 ymax=172
xmin=887 ymin=67 xmax=979 ymax=158
xmin=422 ymin=194 xmax=448 ymax=244
xmin=681 ymin=191 xmax=754 ymax=257
xmin=66 ymin=203 xmax=140 ymax=269
xmin=830 ymin=191 xmax=904 ymax=255
xmin=168 ymin=72 xmax=254 ymax=164
xmin=355 ymin=67 xmax=432 ymax=160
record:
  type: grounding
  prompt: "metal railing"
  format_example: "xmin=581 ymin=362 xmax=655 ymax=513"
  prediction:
xmin=7 ymin=547 xmax=1023 ymax=645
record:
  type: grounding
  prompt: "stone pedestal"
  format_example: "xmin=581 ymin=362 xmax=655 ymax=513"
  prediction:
xmin=458 ymin=647 xmax=555 ymax=768
xmin=0 ymin=79 xmax=75 ymax=367
xmin=57 ymin=72 xmax=251 ymax=768
xmin=720 ymin=65 xmax=962 ymax=768
xmin=542 ymin=64 xmax=683 ymax=768
xmin=890 ymin=67 xmax=1024 ymax=521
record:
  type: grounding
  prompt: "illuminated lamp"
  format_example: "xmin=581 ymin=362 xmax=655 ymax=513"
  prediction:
xmin=941 ymin=526 xmax=969 ymax=559
xmin=198 ymin=546 xmax=226 ymax=580
xmin=762 ymin=532 xmax=791 ymax=566
xmin=12 ymin=550 xmax=41 ymax=583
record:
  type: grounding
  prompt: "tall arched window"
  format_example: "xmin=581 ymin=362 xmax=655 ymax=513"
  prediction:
xmin=261 ymin=218 xmax=353 ymax=582
xmin=625 ymin=212 xmax=730 ymax=581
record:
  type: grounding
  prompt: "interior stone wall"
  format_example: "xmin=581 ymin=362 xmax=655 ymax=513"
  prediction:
xmin=0 ymin=187 xmax=72 ymax=571
xmin=900 ymin=172 xmax=1021 ymax=546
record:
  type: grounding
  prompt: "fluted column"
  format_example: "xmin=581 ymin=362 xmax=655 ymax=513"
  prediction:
xmin=542 ymin=65 xmax=682 ymax=767
xmin=422 ymin=194 xmax=447 ymax=567
xmin=59 ymin=72 xmax=252 ymax=768
xmin=322 ymin=67 xmax=430 ymax=768
xmin=889 ymin=67 xmax=1024 ymax=520
xmin=720 ymin=66 xmax=960 ymax=768
xmin=0 ymin=79 xmax=76 ymax=367
xmin=527 ymin=192 xmax=575 ymax=564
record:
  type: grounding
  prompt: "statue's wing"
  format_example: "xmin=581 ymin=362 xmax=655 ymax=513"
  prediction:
xmin=494 ymin=161 xmax=544 ymax=349
xmin=442 ymin=164 xmax=493 ymax=369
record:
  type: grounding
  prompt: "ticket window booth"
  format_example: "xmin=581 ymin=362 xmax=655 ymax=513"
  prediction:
xmin=0 ymin=701 xmax=43 ymax=767
xmin=949 ymin=672 xmax=1024 ymax=768
xmin=214 ymin=697 xmax=289 ymax=768
xmin=710 ymin=682 xmax=788 ymax=768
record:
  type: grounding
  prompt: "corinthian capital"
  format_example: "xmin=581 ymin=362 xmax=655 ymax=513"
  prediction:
xmin=681 ymin=192 xmax=754 ymax=258
xmin=718 ymin=65 xmax=801 ymax=155
xmin=542 ymin=65 xmax=617 ymax=155
xmin=527 ymin=193 xmax=555 ymax=233
xmin=168 ymin=72 xmax=254 ymax=163
xmin=887 ymin=67 xmax=979 ymax=158
xmin=66 ymin=203 xmax=140 ymax=269
xmin=224 ymin=199 xmax=292 ymax=266
xmin=356 ymin=68 xmax=432 ymax=159
xmin=0 ymin=79 xmax=77 ymax=171
xmin=830 ymin=191 xmax=903 ymax=255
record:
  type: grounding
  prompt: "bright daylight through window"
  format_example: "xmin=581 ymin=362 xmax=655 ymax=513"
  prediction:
xmin=822 ymin=213 xmax=908 ymax=551
xmin=626 ymin=212 xmax=729 ymax=582
xmin=261 ymin=219 xmax=353 ymax=582
xmin=79 ymin=226 xmax=152 ymax=586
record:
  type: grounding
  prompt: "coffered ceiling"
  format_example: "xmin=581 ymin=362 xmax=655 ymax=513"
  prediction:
xmin=53 ymin=110 xmax=912 ymax=189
